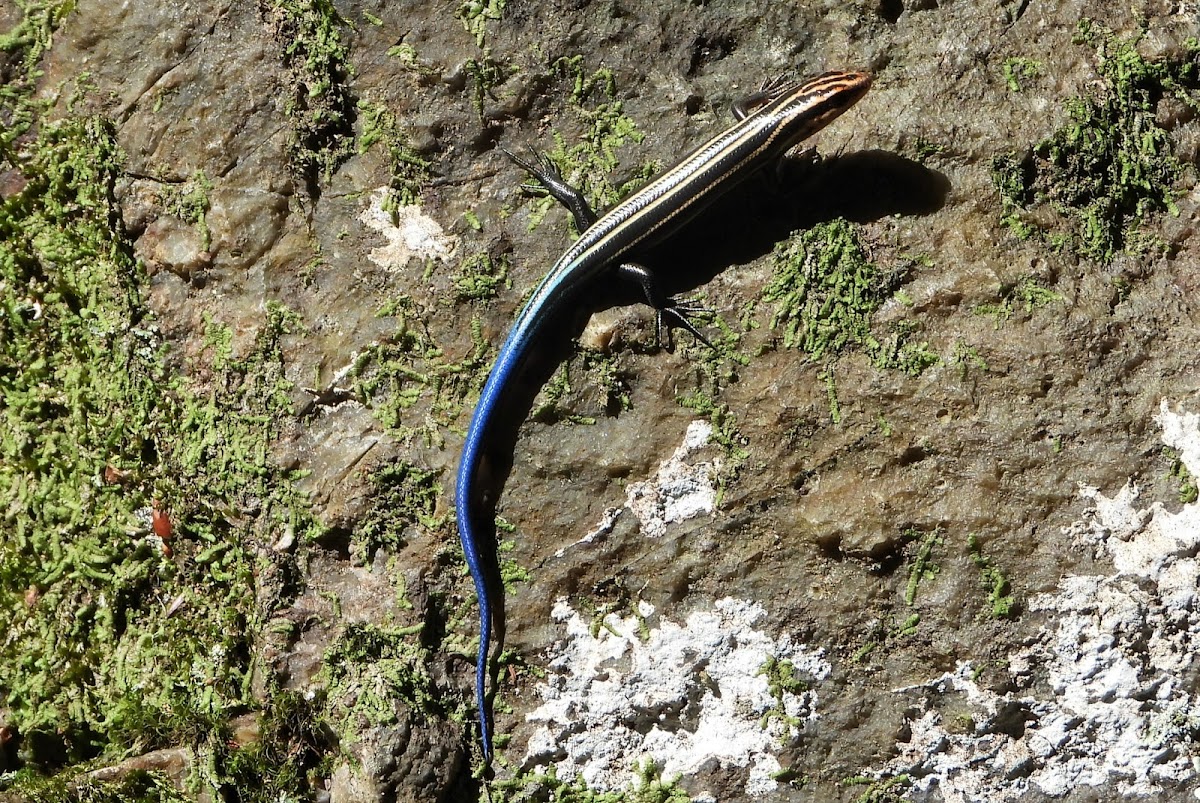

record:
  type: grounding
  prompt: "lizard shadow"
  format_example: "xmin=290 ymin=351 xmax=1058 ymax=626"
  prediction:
xmin=630 ymin=148 xmax=950 ymax=300
xmin=464 ymin=148 xmax=949 ymax=753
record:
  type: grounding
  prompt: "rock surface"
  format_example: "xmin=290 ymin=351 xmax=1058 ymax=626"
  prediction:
xmin=7 ymin=0 xmax=1200 ymax=801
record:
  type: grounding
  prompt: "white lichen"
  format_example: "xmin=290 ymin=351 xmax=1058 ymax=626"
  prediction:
xmin=524 ymin=597 xmax=830 ymax=798
xmin=358 ymin=188 xmax=456 ymax=270
xmin=872 ymin=398 xmax=1200 ymax=801
xmin=624 ymin=420 xmax=720 ymax=538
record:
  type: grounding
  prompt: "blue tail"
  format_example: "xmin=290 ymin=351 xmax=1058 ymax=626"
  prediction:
xmin=456 ymin=429 xmax=494 ymax=761
xmin=455 ymin=270 xmax=553 ymax=761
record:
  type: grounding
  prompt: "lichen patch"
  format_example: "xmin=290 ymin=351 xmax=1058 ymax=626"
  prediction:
xmin=624 ymin=420 xmax=720 ymax=538
xmin=359 ymin=188 xmax=456 ymax=270
xmin=869 ymin=399 xmax=1200 ymax=801
xmin=524 ymin=597 xmax=830 ymax=798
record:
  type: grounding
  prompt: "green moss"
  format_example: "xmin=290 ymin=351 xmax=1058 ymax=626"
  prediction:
xmin=1162 ymin=447 xmax=1198 ymax=504
xmin=519 ymin=58 xmax=651 ymax=232
xmin=532 ymin=362 xmax=590 ymax=424
xmin=1001 ymin=57 xmax=1041 ymax=93
xmin=904 ymin=528 xmax=942 ymax=606
xmin=850 ymin=642 xmax=875 ymax=664
xmin=895 ymin=613 xmax=920 ymax=637
xmin=456 ymin=0 xmax=505 ymax=48
xmin=385 ymin=43 xmax=432 ymax=75
xmin=584 ymin=349 xmax=632 ymax=415
xmin=993 ymin=23 xmax=1199 ymax=262
xmin=0 ymin=2 xmax=72 ymax=144
xmin=3 ymin=768 xmax=189 ymax=803
xmin=967 ymin=533 xmax=1016 ymax=619
xmin=265 ymin=0 xmax=355 ymax=188
xmin=759 ymin=656 xmax=810 ymax=699
xmin=843 ymin=774 xmax=912 ymax=802
xmin=819 ymin=367 xmax=840 ymax=424
xmin=497 ymin=537 xmax=531 ymax=590
xmin=350 ymin=295 xmax=490 ymax=442
xmin=763 ymin=220 xmax=874 ymax=357
xmin=0 ymin=0 xmax=67 ymax=147
xmin=757 ymin=657 xmax=811 ymax=733
xmin=452 ymin=251 xmax=511 ymax=302
xmin=464 ymin=52 xmax=511 ymax=120
xmin=869 ymin=321 xmax=940 ymax=377
xmin=320 ymin=622 xmax=442 ymax=729
xmin=168 ymin=303 xmax=318 ymax=542
xmin=576 ymin=594 xmax=640 ymax=641
xmin=0 ymin=1 xmax=76 ymax=156
xmin=214 ymin=688 xmax=337 ymax=803
xmin=681 ymin=309 xmax=749 ymax=386
xmin=313 ymin=610 xmax=471 ymax=770
xmin=677 ymin=390 xmax=747 ymax=503
xmin=532 ymin=348 xmax=630 ymax=424
xmin=357 ymin=100 xmax=433 ymax=212
xmin=972 ymin=275 xmax=1062 ymax=327
xmin=951 ymin=341 xmax=989 ymax=379
xmin=355 ymin=461 xmax=444 ymax=556
xmin=491 ymin=761 xmax=691 ymax=803
xmin=910 ymin=137 xmax=947 ymax=163
xmin=990 ymin=153 xmax=1036 ymax=241
xmin=159 ymin=170 xmax=213 ymax=250
xmin=763 ymin=220 xmax=934 ymax=376
xmin=559 ymin=55 xmax=616 ymax=105
xmin=0 ymin=117 xmax=192 ymax=767
xmin=1012 ymin=275 xmax=1062 ymax=310
xmin=1 ymin=67 xmax=320 ymax=799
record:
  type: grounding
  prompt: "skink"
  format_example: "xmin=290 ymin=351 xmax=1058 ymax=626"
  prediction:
xmin=455 ymin=69 xmax=872 ymax=760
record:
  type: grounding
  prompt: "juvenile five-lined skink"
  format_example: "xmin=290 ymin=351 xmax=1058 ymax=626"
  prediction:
xmin=455 ymin=69 xmax=872 ymax=759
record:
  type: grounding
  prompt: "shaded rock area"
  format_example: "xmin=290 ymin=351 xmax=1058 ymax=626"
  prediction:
xmin=4 ymin=0 xmax=1200 ymax=801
